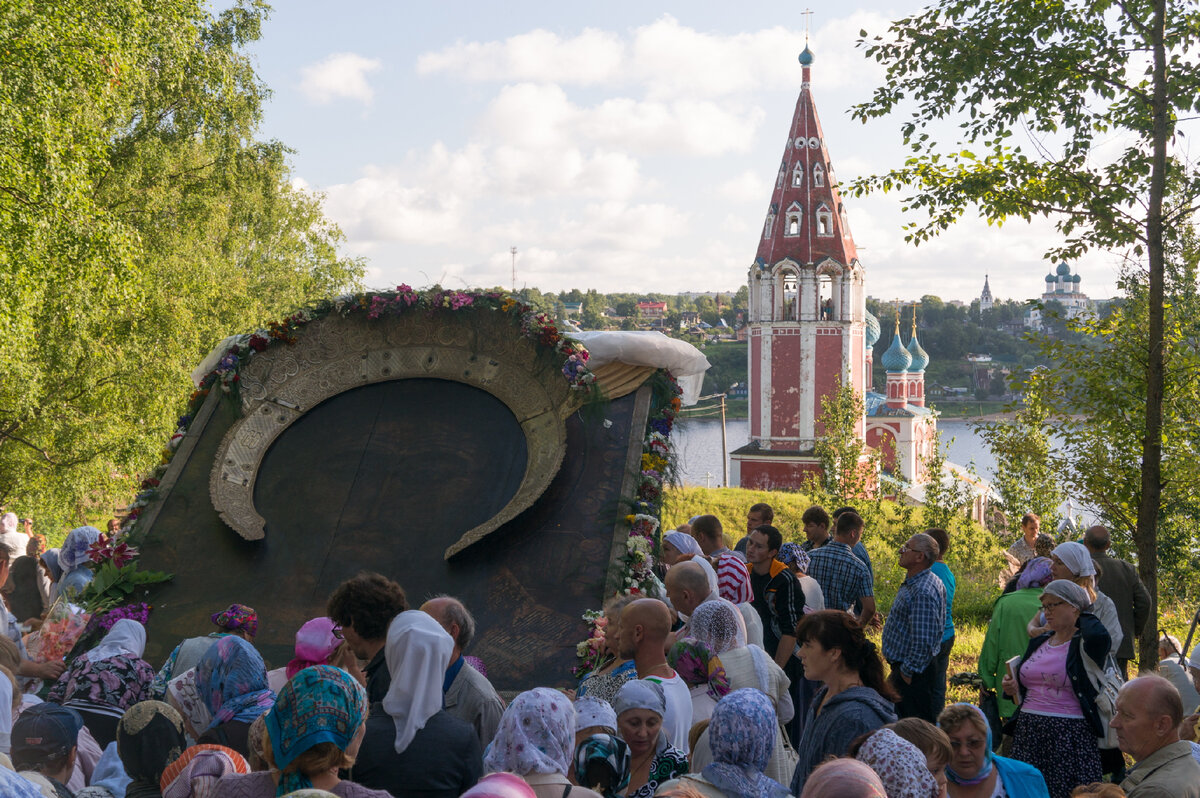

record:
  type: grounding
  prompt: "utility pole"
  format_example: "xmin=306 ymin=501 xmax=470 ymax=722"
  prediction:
xmin=720 ymin=394 xmax=729 ymax=487
xmin=510 ymin=246 xmax=517 ymax=293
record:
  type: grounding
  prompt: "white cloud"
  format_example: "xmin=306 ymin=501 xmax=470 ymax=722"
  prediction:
xmin=299 ymin=53 xmax=383 ymax=105
xmin=717 ymin=170 xmax=769 ymax=204
xmin=417 ymin=28 xmax=625 ymax=85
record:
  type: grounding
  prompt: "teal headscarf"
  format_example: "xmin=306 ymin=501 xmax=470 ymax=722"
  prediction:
xmin=266 ymin=664 xmax=368 ymax=796
xmin=941 ymin=703 xmax=993 ymax=786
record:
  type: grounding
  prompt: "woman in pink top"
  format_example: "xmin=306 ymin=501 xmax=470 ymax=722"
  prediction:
xmin=1001 ymin=579 xmax=1110 ymax=798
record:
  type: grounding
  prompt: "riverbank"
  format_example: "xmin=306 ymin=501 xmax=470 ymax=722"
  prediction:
xmin=678 ymin=397 xmax=1017 ymax=421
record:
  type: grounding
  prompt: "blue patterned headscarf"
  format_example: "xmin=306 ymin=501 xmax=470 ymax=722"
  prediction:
xmin=194 ymin=636 xmax=275 ymax=733
xmin=703 ymin=689 xmax=790 ymax=798
xmin=40 ymin=549 xmax=63 ymax=581
xmin=59 ymin=526 xmax=101 ymax=570
xmin=267 ymin=665 xmax=368 ymax=796
xmin=573 ymin=733 xmax=631 ymax=798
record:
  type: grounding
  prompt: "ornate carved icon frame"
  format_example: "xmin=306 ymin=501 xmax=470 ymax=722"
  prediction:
xmin=208 ymin=311 xmax=582 ymax=559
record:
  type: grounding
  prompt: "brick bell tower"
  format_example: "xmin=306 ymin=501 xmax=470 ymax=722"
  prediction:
xmin=730 ymin=44 xmax=868 ymax=489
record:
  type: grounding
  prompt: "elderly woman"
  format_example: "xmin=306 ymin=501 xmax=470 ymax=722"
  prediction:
xmin=661 ymin=531 xmax=703 ymax=567
xmin=687 ymin=599 xmax=794 ymax=785
xmin=800 ymin=759 xmax=886 ymax=798
xmin=161 ymin=745 xmax=250 ymax=798
xmin=151 ymin=604 xmax=259 ymax=699
xmin=48 ymin=618 xmax=156 ymax=747
xmin=937 ymin=703 xmax=1048 ymax=798
xmin=58 ymin=525 xmax=101 ymax=597
xmin=483 ymin=687 xmax=603 ymax=798
xmin=855 ymin=728 xmax=940 ymax=798
xmin=1027 ymin=542 xmax=1122 ymax=653
xmin=576 ymin=594 xmax=639 ymax=704
xmin=979 ymin=556 xmax=1054 ymax=724
xmin=216 ymin=664 xmax=386 ymax=797
xmin=351 ymin=610 xmax=481 ymax=797
xmin=193 ymin=635 xmax=275 ymax=758
xmin=657 ymin=688 xmax=791 ymax=798
xmin=789 ymin=610 xmax=899 ymax=795
xmin=612 ymin=679 xmax=687 ymax=798
xmin=115 ymin=701 xmax=189 ymax=798
xmin=1002 ymin=579 xmax=1109 ymax=798
xmin=666 ymin=637 xmax=729 ymax=725
xmin=574 ymin=733 xmax=630 ymax=798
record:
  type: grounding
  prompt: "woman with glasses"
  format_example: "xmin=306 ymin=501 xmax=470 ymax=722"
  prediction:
xmin=1001 ymin=580 xmax=1110 ymax=798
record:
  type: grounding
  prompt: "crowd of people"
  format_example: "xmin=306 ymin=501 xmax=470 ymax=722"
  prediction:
xmin=0 ymin=507 xmax=1197 ymax=798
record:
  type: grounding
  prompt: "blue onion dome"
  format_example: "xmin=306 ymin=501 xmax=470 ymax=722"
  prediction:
xmin=906 ymin=331 xmax=930 ymax=372
xmin=799 ymin=45 xmax=814 ymax=65
xmin=1045 ymin=273 xmax=1056 ymax=282
xmin=864 ymin=309 xmax=881 ymax=348
xmin=1072 ymin=273 xmax=1081 ymax=283
xmin=1056 ymin=262 xmax=1072 ymax=276
xmin=881 ymin=326 xmax=913 ymax=372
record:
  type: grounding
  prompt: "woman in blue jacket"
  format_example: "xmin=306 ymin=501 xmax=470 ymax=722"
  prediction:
xmin=938 ymin=703 xmax=1049 ymax=798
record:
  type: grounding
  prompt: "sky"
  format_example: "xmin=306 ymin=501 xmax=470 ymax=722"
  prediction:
xmin=236 ymin=1 xmax=1132 ymax=304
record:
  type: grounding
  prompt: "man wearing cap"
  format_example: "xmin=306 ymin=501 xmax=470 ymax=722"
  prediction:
xmin=1083 ymin=525 xmax=1151 ymax=679
xmin=1112 ymin=675 xmax=1200 ymax=797
xmin=420 ymin=595 xmax=505 ymax=750
xmin=12 ymin=703 xmax=83 ymax=798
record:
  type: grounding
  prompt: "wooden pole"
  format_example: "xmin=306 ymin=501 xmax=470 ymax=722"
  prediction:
xmin=720 ymin=394 xmax=729 ymax=487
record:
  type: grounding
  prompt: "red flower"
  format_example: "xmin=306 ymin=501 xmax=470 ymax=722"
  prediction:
xmin=248 ymin=334 xmax=269 ymax=352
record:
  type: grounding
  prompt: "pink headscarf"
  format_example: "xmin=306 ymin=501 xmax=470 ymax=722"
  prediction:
xmin=801 ymin=758 xmax=887 ymax=798
xmin=461 ymin=773 xmax=537 ymax=798
xmin=285 ymin=617 xmax=341 ymax=680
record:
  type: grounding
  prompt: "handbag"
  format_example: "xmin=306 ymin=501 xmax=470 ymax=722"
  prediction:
xmin=1083 ymin=651 xmax=1124 ymax=748
xmin=775 ymin=719 xmax=800 ymax=775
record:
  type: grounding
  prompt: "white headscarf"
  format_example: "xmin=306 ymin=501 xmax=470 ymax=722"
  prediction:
xmin=1051 ymin=541 xmax=1096 ymax=578
xmin=0 ymin=513 xmax=15 ymax=535
xmin=574 ymin=696 xmax=617 ymax=733
xmin=689 ymin=599 xmax=748 ymax=654
xmin=382 ymin=610 xmax=454 ymax=753
xmin=485 ymin=687 xmax=576 ymax=776
xmin=85 ymin=618 xmax=146 ymax=662
xmin=0 ymin=668 xmax=13 ymax=754
xmin=663 ymin=531 xmax=702 ymax=558
xmin=694 ymin=555 xmax=720 ymax=596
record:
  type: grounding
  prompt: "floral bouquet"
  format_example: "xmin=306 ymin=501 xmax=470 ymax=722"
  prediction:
xmin=667 ymin=638 xmax=730 ymax=701
xmin=572 ymin=609 xmax=610 ymax=679
xmin=26 ymin=597 xmax=90 ymax=663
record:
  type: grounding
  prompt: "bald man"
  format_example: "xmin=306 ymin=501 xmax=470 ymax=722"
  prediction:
xmin=421 ymin=595 xmax=505 ymax=749
xmin=618 ymin=598 xmax=693 ymax=753
xmin=1112 ymin=675 xmax=1200 ymax=797
xmin=665 ymin=558 xmax=763 ymax=648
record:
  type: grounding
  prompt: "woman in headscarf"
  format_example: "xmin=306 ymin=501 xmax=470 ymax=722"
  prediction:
xmin=462 ymin=773 xmax=538 ymax=798
xmin=166 ymin=668 xmax=212 ymax=744
xmin=790 ymin=610 xmax=899 ymax=795
xmin=937 ymin=703 xmax=1049 ymax=798
xmin=666 ymin=637 xmax=730 ymax=726
xmin=194 ymin=635 xmax=275 ymax=758
xmin=573 ymin=733 xmax=630 ymax=798
xmin=151 ymin=604 xmax=259 ymax=699
xmin=38 ymin=548 xmax=62 ymax=610
xmin=979 ymin=556 xmax=1054 ymax=726
xmin=75 ymin=740 xmax=134 ymax=798
xmin=855 ymin=728 xmax=941 ymax=798
xmin=1027 ymin=542 xmax=1122 ymax=652
xmin=612 ymin=679 xmax=687 ymax=798
xmin=57 ymin=525 xmax=101 ymax=597
xmin=216 ymin=664 xmax=386 ymax=798
xmin=779 ymin=543 xmax=824 ymax=612
xmin=47 ymin=618 xmax=156 ymax=746
xmin=483 ymin=687 xmax=603 ymax=798
xmin=265 ymin=617 xmax=346 ymax=694
xmin=160 ymin=745 xmax=250 ymax=798
xmin=800 ymin=758 xmax=886 ymax=798
xmin=658 ymin=688 xmax=790 ymax=798
xmin=686 ymin=600 xmax=794 ymax=786
xmin=576 ymin=594 xmax=639 ymax=704
xmin=116 ymin=701 xmax=189 ymax=798
xmin=6 ymin=552 xmax=44 ymax=624
xmin=1002 ymin=579 xmax=1110 ymax=798
xmin=661 ymin=531 xmax=703 ymax=567
xmin=350 ymin=610 xmax=480 ymax=798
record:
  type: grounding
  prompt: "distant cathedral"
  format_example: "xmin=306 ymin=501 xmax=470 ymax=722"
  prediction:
xmin=979 ymin=275 xmax=993 ymax=311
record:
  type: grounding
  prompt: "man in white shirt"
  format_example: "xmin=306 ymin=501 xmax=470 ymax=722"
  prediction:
xmin=618 ymin=598 xmax=693 ymax=753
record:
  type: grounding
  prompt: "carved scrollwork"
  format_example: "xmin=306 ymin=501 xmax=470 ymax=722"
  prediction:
xmin=210 ymin=310 xmax=583 ymax=559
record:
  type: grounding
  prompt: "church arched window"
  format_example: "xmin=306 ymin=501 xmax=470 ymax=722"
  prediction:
xmin=763 ymin=214 xmax=774 ymax=239
xmin=816 ymin=205 xmax=832 ymax=236
xmin=813 ymin=163 xmax=825 ymax=187
xmin=792 ymin=163 xmax=804 ymax=187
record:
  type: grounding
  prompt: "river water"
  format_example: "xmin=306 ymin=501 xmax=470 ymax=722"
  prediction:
xmin=673 ymin=417 xmax=994 ymax=488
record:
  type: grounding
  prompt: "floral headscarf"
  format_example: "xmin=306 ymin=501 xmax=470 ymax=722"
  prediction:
xmin=117 ymin=701 xmax=188 ymax=790
xmin=855 ymin=728 xmax=940 ymax=798
xmin=667 ymin=638 xmax=730 ymax=701
xmin=573 ymin=733 xmax=631 ymax=798
xmin=1015 ymin=556 xmax=1054 ymax=590
xmin=801 ymin=759 xmax=887 ymax=798
xmin=167 ymin=668 xmax=212 ymax=737
xmin=462 ymin=772 xmax=539 ymax=798
xmin=689 ymin=599 xmax=748 ymax=654
xmin=702 ymin=689 xmax=790 ymax=798
xmin=194 ymin=636 xmax=274 ymax=732
xmin=267 ymin=665 xmax=368 ymax=795
xmin=210 ymin=604 xmax=258 ymax=638
xmin=160 ymin=745 xmax=250 ymax=798
xmin=59 ymin=526 xmax=101 ymax=570
xmin=485 ymin=687 xmax=575 ymax=776
xmin=779 ymin=543 xmax=810 ymax=572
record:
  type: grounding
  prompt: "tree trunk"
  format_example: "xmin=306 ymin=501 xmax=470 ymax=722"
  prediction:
xmin=1136 ymin=0 xmax=1168 ymax=675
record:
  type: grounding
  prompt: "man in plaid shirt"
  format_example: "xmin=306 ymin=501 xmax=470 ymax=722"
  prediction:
xmin=805 ymin=511 xmax=876 ymax=627
xmin=881 ymin=532 xmax=947 ymax=722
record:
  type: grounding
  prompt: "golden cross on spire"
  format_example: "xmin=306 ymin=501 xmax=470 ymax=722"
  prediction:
xmin=911 ymin=301 xmax=919 ymax=334
xmin=802 ymin=9 xmax=813 ymax=42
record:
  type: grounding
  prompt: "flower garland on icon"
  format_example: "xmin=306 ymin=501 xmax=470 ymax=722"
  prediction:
xmin=572 ymin=372 xmax=682 ymax=679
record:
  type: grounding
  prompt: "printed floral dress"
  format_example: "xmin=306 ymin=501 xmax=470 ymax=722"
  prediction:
xmin=48 ymin=653 xmax=155 ymax=713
